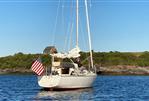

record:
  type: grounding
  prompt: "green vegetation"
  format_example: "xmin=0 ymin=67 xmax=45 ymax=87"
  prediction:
xmin=0 ymin=52 xmax=40 ymax=69
xmin=81 ymin=51 xmax=149 ymax=67
xmin=0 ymin=51 xmax=149 ymax=69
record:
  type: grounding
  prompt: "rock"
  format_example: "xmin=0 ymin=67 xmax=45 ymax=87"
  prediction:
xmin=0 ymin=68 xmax=32 ymax=74
xmin=96 ymin=66 xmax=149 ymax=75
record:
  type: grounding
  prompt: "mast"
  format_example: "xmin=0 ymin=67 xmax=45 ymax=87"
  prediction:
xmin=76 ymin=0 xmax=79 ymax=47
xmin=85 ymin=0 xmax=94 ymax=70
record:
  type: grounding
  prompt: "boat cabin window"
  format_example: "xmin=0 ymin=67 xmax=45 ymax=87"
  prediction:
xmin=60 ymin=62 xmax=75 ymax=68
xmin=61 ymin=68 xmax=69 ymax=74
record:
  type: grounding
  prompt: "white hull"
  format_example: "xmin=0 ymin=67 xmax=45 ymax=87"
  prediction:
xmin=38 ymin=74 xmax=97 ymax=89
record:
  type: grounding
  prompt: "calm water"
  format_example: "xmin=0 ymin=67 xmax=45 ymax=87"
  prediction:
xmin=1 ymin=75 xmax=149 ymax=101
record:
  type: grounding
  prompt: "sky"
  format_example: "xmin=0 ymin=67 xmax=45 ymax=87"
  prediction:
xmin=1 ymin=0 xmax=149 ymax=57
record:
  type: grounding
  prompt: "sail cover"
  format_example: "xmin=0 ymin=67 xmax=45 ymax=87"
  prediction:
xmin=51 ymin=46 xmax=81 ymax=58
xmin=67 ymin=46 xmax=80 ymax=58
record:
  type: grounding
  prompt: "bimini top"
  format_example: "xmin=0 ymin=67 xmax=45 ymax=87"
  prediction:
xmin=50 ymin=46 xmax=81 ymax=59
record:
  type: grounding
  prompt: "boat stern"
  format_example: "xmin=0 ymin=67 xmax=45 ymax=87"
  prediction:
xmin=38 ymin=75 xmax=60 ymax=88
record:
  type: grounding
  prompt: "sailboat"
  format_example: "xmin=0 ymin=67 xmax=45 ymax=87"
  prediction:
xmin=37 ymin=0 xmax=97 ymax=89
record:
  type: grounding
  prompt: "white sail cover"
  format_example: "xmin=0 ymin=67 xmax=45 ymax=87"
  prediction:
xmin=51 ymin=46 xmax=81 ymax=58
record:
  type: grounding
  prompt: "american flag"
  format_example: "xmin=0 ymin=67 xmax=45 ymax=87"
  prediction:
xmin=31 ymin=59 xmax=44 ymax=76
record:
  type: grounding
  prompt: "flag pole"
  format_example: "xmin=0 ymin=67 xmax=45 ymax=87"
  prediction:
xmin=46 ymin=66 xmax=47 ymax=76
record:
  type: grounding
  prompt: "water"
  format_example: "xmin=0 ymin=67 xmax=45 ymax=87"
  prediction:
xmin=1 ymin=75 xmax=149 ymax=101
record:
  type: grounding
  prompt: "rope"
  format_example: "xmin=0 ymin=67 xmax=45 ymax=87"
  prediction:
xmin=64 ymin=22 xmax=71 ymax=52
xmin=63 ymin=0 xmax=75 ymax=52
xmin=2 ymin=0 xmax=149 ymax=3
xmin=51 ymin=0 xmax=61 ymax=46
xmin=69 ymin=23 xmax=74 ymax=51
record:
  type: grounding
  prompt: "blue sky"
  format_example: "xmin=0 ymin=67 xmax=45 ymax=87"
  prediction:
xmin=1 ymin=0 xmax=149 ymax=57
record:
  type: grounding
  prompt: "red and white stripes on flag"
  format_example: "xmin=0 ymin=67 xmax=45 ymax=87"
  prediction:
xmin=31 ymin=59 xmax=44 ymax=76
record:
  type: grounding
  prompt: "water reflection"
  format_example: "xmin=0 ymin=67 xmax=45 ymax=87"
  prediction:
xmin=35 ymin=88 xmax=94 ymax=100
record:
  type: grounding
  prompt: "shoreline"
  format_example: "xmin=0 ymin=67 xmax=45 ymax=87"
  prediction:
xmin=0 ymin=68 xmax=32 ymax=75
xmin=1 ymin=66 xmax=149 ymax=75
xmin=96 ymin=66 xmax=149 ymax=75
